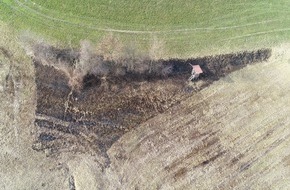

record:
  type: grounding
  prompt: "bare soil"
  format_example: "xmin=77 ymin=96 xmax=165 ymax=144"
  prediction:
xmin=33 ymin=48 xmax=271 ymax=165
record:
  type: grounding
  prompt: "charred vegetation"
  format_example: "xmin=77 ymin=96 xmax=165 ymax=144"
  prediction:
xmin=31 ymin=42 xmax=271 ymax=163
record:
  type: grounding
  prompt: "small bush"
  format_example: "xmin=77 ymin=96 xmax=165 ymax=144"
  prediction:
xmin=96 ymin=33 xmax=123 ymax=61
xmin=161 ymin=64 xmax=173 ymax=76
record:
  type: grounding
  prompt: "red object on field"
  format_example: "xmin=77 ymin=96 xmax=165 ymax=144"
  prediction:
xmin=191 ymin=65 xmax=203 ymax=74
xmin=188 ymin=64 xmax=203 ymax=81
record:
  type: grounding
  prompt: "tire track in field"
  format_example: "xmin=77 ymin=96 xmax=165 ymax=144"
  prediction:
xmin=8 ymin=0 xmax=290 ymax=36
xmin=220 ymin=28 xmax=290 ymax=41
xmin=20 ymin=0 xmax=274 ymax=30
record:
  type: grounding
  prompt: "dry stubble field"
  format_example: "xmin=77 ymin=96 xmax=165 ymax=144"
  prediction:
xmin=1 ymin=17 xmax=290 ymax=189
xmin=103 ymin=45 xmax=290 ymax=189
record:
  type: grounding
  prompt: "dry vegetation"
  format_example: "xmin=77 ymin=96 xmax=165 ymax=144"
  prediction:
xmin=0 ymin=23 xmax=69 ymax=190
xmin=2 ymin=0 xmax=290 ymax=188
xmin=24 ymin=25 xmax=271 ymax=161
xmin=100 ymin=44 xmax=290 ymax=189
xmin=2 ymin=23 xmax=290 ymax=189
xmin=28 ymin=43 xmax=290 ymax=190
xmin=21 ymin=33 xmax=172 ymax=91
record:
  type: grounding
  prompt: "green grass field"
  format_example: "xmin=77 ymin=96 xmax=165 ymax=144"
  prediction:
xmin=1 ymin=0 xmax=290 ymax=57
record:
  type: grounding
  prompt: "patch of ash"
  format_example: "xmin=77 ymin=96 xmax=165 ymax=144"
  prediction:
xmin=33 ymin=47 xmax=271 ymax=164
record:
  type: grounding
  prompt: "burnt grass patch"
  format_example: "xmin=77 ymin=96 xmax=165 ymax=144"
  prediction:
xmin=33 ymin=48 xmax=271 ymax=162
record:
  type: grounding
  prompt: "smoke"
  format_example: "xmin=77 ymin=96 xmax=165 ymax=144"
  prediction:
xmin=20 ymin=33 xmax=172 ymax=90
